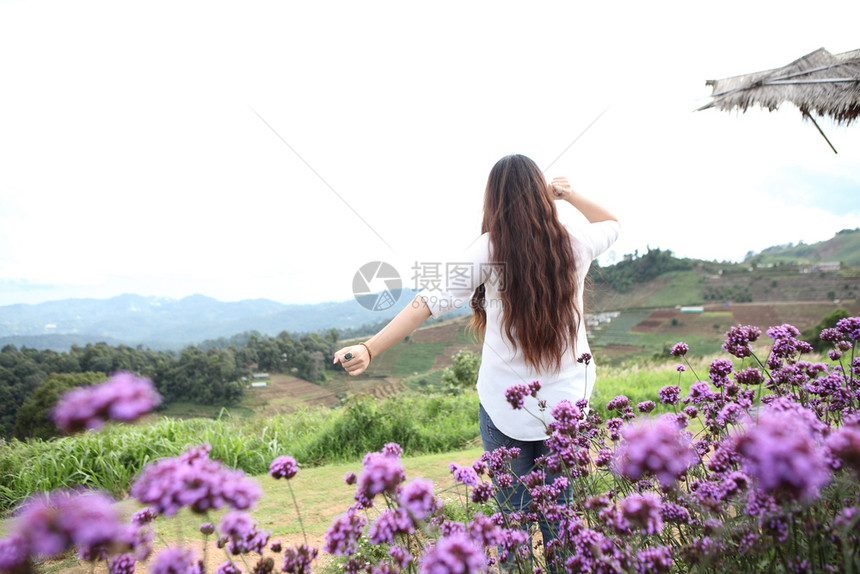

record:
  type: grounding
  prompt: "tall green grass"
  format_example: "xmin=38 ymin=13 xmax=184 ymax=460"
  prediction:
xmin=0 ymin=393 xmax=479 ymax=512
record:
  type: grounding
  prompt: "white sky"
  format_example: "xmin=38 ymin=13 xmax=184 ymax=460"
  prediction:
xmin=1 ymin=0 xmax=859 ymax=307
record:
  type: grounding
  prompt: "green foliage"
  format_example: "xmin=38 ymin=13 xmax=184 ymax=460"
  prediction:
xmin=0 ymin=392 xmax=479 ymax=510
xmin=13 ymin=372 xmax=106 ymax=440
xmin=0 ymin=327 xmax=347 ymax=439
xmin=803 ymin=308 xmax=850 ymax=352
xmin=390 ymin=342 xmax=452 ymax=376
xmin=440 ymin=350 xmax=481 ymax=394
xmin=590 ymin=247 xmax=692 ymax=293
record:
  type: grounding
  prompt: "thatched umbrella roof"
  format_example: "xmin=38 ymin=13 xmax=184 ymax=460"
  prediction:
xmin=699 ymin=47 xmax=860 ymax=152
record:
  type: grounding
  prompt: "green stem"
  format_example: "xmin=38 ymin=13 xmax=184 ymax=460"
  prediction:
xmin=288 ymin=480 xmax=309 ymax=546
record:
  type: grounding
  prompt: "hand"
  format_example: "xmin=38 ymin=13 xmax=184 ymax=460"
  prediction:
xmin=548 ymin=177 xmax=572 ymax=200
xmin=333 ymin=344 xmax=371 ymax=376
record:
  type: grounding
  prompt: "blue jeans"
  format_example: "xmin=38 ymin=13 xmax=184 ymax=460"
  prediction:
xmin=479 ymin=404 xmax=568 ymax=570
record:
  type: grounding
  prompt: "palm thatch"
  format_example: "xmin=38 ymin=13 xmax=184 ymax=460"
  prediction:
xmin=699 ymin=48 xmax=860 ymax=124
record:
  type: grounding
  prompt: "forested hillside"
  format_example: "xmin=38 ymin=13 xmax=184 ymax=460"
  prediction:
xmin=0 ymin=329 xmax=341 ymax=440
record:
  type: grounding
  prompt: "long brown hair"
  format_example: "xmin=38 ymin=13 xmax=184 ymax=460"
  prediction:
xmin=469 ymin=154 xmax=581 ymax=373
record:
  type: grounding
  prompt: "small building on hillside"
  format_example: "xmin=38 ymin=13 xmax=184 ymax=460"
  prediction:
xmin=813 ymin=262 xmax=840 ymax=273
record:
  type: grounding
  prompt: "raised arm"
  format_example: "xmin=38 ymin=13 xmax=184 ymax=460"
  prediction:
xmin=333 ymin=295 xmax=432 ymax=376
xmin=549 ymin=177 xmax=619 ymax=224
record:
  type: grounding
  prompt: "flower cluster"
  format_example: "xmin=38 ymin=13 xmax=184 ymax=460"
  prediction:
xmin=52 ymin=371 xmax=162 ymax=433
xmin=269 ymin=455 xmax=300 ymax=479
xmin=130 ymin=444 xmax=261 ymax=516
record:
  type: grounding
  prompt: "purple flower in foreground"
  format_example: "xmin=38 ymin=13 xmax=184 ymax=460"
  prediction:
xmin=281 ymin=544 xmax=318 ymax=574
xmin=723 ymin=324 xmax=761 ymax=358
xmin=269 ymin=455 xmax=299 ymax=480
xmin=356 ymin=452 xmax=406 ymax=502
xmin=637 ymin=401 xmax=656 ymax=414
xmin=0 ymin=534 xmax=28 ymax=571
xmin=606 ymin=395 xmax=630 ymax=411
xmin=658 ymin=385 xmax=681 ymax=405
xmin=450 ymin=464 xmax=478 ymax=487
xmin=215 ymin=561 xmax=241 ymax=574
xmin=108 ymin=553 xmax=136 ymax=574
xmin=400 ymin=478 xmax=438 ymax=520
xmin=150 ymin=547 xmax=202 ymax=574
xmin=504 ymin=384 xmax=529 ymax=410
xmin=323 ymin=510 xmax=366 ymax=555
xmin=670 ymin=342 xmax=689 ymax=357
xmin=368 ymin=508 xmax=413 ymax=545
xmin=14 ymin=490 xmax=125 ymax=559
xmin=837 ymin=317 xmax=860 ymax=340
xmin=421 ymin=533 xmax=486 ymax=574
xmin=735 ymin=408 xmax=830 ymax=502
xmin=735 ymin=367 xmax=763 ymax=386
xmin=131 ymin=444 xmax=261 ymax=516
xmin=636 ymin=545 xmax=673 ymax=573
xmin=826 ymin=426 xmax=860 ymax=475
xmin=577 ymin=353 xmax=592 ymax=365
xmin=131 ymin=507 xmax=158 ymax=525
xmin=620 ymin=492 xmax=664 ymax=535
xmin=52 ymin=371 xmax=161 ymax=433
xmin=382 ymin=442 xmax=403 ymax=458
xmin=612 ymin=417 xmax=696 ymax=487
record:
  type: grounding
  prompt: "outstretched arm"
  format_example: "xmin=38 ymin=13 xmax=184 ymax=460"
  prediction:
xmin=549 ymin=177 xmax=619 ymax=224
xmin=333 ymin=295 xmax=432 ymax=376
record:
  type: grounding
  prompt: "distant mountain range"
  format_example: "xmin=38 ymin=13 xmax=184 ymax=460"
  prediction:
xmin=1 ymin=229 xmax=857 ymax=352
xmin=0 ymin=292 xmax=415 ymax=351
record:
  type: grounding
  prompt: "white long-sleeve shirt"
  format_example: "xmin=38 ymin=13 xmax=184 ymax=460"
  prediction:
xmin=418 ymin=211 xmax=620 ymax=441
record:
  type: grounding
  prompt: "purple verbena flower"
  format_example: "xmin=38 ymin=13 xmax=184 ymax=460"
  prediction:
xmin=368 ymin=508 xmax=413 ymax=545
xmin=504 ymin=384 xmax=529 ymax=410
xmin=356 ymin=451 xmax=406 ymax=502
xmin=450 ymin=464 xmax=478 ymax=487
xmin=343 ymin=472 xmax=357 ymax=485
xmin=470 ymin=482 xmax=494 ymax=504
xmin=620 ymin=492 xmax=663 ymax=534
xmin=269 ymin=455 xmax=299 ymax=480
xmin=637 ymin=401 xmax=656 ymax=414
xmin=658 ymin=385 xmax=681 ymax=405
xmin=13 ymin=490 xmax=126 ymax=560
xmin=52 ymin=371 xmax=161 ymax=433
xmin=400 ymin=478 xmax=437 ymax=521
xmin=420 ymin=533 xmax=486 ymax=574
xmin=686 ymin=381 xmax=716 ymax=404
xmin=150 ymin=547 xmax=202 ymax=574
xmin=528 ymin=380 xmax=542 ymax=397
xmin=131 ymin=444 xmax=261 ymax=516
xmin=735 ymin=367 xmax=763 ymax=386
xmin=837 ymin=317 xmax=860 ymax=341
xmin=612 ymin=417 xmax=696 ymax=487
xmin=820 ymin=328 xmax=844 ymax=344
xmin=281 ymin=544 xmax=318 ymax=574
xmin=670 ymin=342 xmax=689 ymax=357
xmin=382 ymin=442 xmax=403 ymax=458
xmin=723 ymin=325 xmax=761 ymax=358
xmin=548 ymin=400 xmax=581 ymax=433
xmin=735 ymin=408 xmax=830 ymax=502
xmin=635 ymin=545 xmax=673 ymax=573
xmin=215 ymin=561 xmax=242 ymax=574
xmin=606 ymin=395 xmax=630 ymax=412
xmin=709 ymin=359 xmax=734 ymax=387
xmin=108 ymin=553 xmax=136 ymax=574
xmin=323 ymin=510 xmax=366 ymax=555
xmin=0 ymin=534 xmax=28 ymax=571
xmin=577 ymin=353 xmax=592 ymax=365
xmin=131 ymin=507 xmax=158 ymax=525
xmin=826 ymin=425 xmax=860 ymax=475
